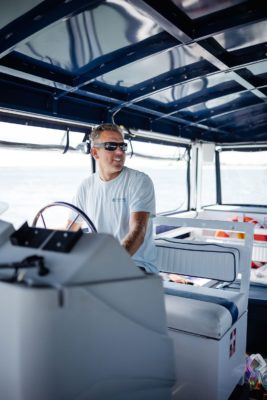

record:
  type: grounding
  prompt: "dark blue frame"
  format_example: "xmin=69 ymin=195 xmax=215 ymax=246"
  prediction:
xmin=0 ymin=0 xmax=266 ymax=143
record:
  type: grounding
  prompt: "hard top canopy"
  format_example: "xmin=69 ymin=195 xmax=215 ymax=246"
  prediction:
xmin=0 ymin=0 xmax=266 ymax=144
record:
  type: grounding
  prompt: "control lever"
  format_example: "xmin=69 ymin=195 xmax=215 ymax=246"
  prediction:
xmin=0 ymin=255 xmax=49 ymax=278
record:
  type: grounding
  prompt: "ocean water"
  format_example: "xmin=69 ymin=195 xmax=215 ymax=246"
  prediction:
xmin=0 ymin=166 xmax=89 ymax=228
xmin=0 ymin=164 xmax=186 ymax=228
xmin=1 ymin=164 xmax=267 ymax=229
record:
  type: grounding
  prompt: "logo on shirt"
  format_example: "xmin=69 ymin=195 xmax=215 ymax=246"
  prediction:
xmin=112 ymin=197 xmax=126 ymax=203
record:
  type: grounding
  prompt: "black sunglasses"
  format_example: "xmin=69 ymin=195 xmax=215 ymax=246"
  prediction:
xmin=93 ymin=142 xmax=128 ymax=152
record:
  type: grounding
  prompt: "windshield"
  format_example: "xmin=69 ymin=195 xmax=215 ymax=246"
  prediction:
xmin=219 ymin=149 xmax=267 ymax=206
xmin=0 ymin=123 xmax=92 ymax=228
xmin=125 ymin=140 xmax=189 ymax=213
xmin=0 ymin=123 xmax=190 ymax=227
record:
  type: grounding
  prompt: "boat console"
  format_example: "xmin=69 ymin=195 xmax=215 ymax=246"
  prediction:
xmin=0 ymin=219 xmax=175 ymax=400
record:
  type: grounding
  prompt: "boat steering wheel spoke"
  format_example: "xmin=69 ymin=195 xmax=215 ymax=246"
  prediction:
xmin=32 ymin=201 xmax=97 ymax=233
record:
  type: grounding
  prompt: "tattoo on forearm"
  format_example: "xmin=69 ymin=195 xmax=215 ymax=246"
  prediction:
xmin=121 ymin=215 xmax=147 ymax=255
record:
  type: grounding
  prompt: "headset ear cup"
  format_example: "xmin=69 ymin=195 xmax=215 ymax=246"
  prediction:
xmin=84 ymin=141 xmax=91 ymax=154
xmin=81 ymin=130 xmax=91 ymax=154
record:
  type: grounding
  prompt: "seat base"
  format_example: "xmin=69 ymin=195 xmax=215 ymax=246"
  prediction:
xmin=169 ymin=312 xmax=247 ymax=400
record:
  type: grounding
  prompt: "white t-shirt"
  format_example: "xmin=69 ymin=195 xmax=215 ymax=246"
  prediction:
xmin=72 ymin=167 xmax=158 ymax=273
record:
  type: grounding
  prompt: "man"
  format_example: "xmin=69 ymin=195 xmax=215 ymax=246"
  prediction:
xmin=69 ymin=123 xmax=158 ymax=273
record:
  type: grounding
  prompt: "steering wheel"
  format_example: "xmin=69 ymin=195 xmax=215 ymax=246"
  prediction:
xmin=32 ymin=201 xmax=97 ymax=233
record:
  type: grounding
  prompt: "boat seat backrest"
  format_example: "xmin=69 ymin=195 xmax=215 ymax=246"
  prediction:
xmin=156 ymin=238 xmax=239 ymax=282
xmin=154 ymin=216 xmax=254 ymax=295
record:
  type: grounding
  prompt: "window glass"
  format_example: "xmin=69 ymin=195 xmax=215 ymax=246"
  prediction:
xmin=125 ymin=140 xmax=189 ymax=213
xmin=98 ymin=43 xmax=202 ymax=88
xmin=219 ymin=150 xmax=267 ymax=205
xmin=16 ymin=1 xmax=162 ymax=73
xmin=0 ymin=123 xmax=92 ymax=228
xmin=0 ymin=121 xmax=85 ymax=147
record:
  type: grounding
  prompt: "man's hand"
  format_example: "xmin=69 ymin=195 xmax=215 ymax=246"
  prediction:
xmin=121 ymin=211 xmax=150 ymax=256
xmin=65 ymin=220 xmax=82 ymax=231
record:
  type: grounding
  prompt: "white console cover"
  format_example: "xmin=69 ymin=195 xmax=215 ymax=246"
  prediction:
xmin=0 ymin=220 xmax=175 ymax=400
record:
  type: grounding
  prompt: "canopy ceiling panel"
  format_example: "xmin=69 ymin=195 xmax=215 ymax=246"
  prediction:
xmin=0 ymin=0 xmax=266 ymax=144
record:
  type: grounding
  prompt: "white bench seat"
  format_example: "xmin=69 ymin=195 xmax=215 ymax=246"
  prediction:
xmin=154 ymin=216 xmax=254 ymax=400
xmin=164 ymin=282 xmax=247 ymax=339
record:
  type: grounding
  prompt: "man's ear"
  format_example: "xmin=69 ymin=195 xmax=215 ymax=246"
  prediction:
xmin=91 ymin=147 xmax=98 ymax=159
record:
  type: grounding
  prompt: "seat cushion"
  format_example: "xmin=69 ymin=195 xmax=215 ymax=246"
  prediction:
xmin=164 ymin=282 xmax=247 ymax=339
xmin=156 ymin=238 xmax=240 ymax=282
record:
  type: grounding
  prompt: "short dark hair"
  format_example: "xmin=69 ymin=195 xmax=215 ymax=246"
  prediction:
xmin=90 ymin=123 xmax=124 ymax=144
